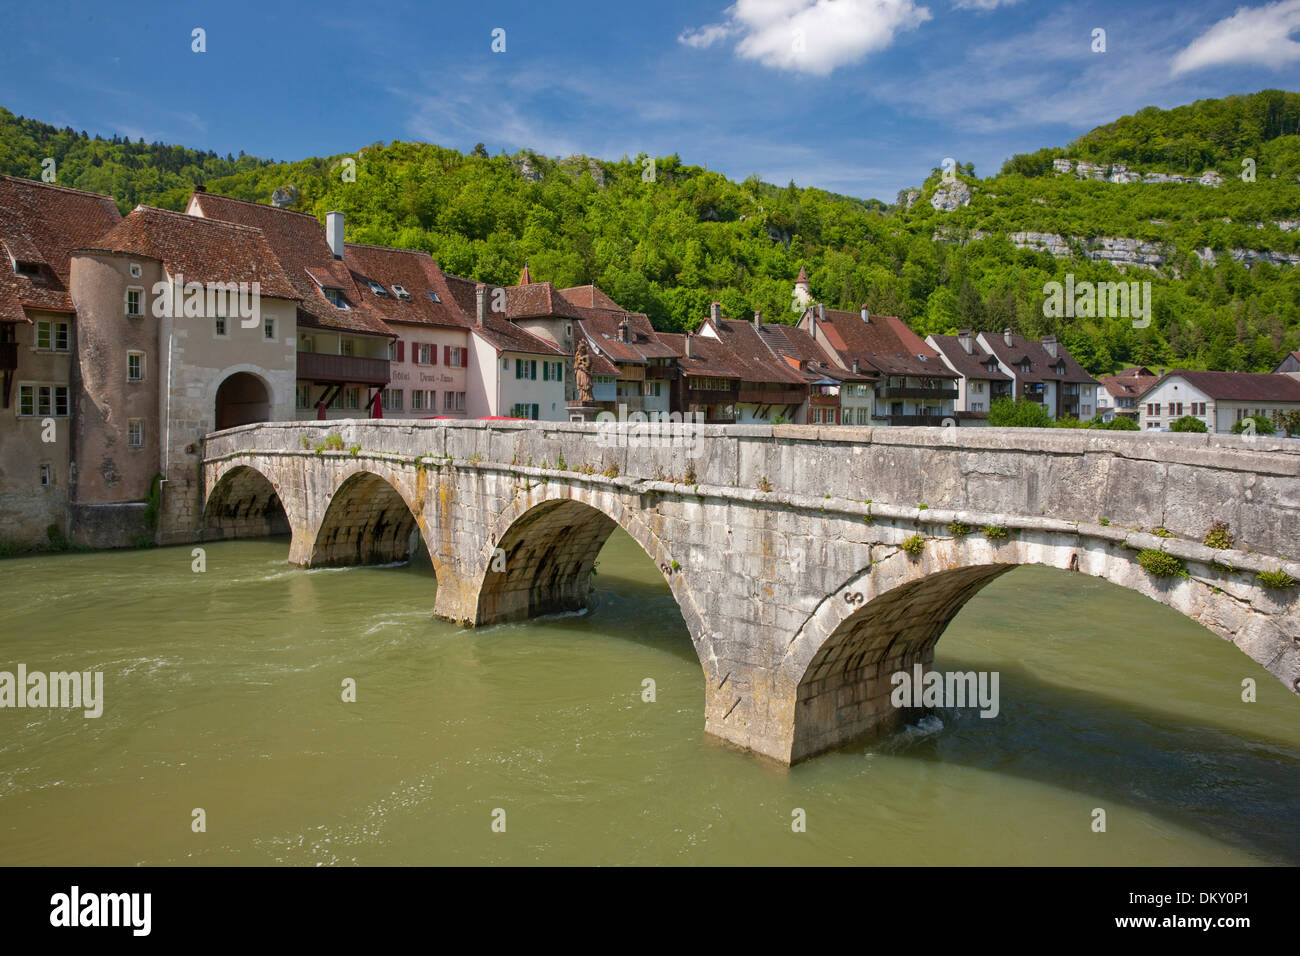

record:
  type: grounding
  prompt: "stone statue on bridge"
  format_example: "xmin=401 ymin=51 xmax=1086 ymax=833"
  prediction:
xmin=574 ymin=341 xmax=594 ymax=405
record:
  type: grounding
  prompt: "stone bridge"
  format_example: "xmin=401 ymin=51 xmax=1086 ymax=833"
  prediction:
xmin=200 ymin=420 xmax=1300 ymax=764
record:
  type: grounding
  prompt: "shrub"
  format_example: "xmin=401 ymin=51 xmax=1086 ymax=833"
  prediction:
xmin=947 ymin=522 xmax=971 ymax=536
xmin=1203 ymin=521 xmax=1234 ymax=550
xmin=1231 ymin=414 xmax=1275 ymax=435
xmin=982 ymin=525 xmax=1009 ymax=540
xmin=901 ymin=534 xmax=926 ymax=557
xmin=1099 ymin=517 xmax=1110 ymax=526
xmin=602 ymin=463 xmax=620 ymax=478
xmin=683 ymin=465 xmax=697 ymax=485
xmin=1101 ymin=415 xmax=1140 ymax=431
xmin=1152 ymin=526 xmax=1174 ymax=538
xmin=1256 ymin=569 xmax=1297 ymax=589
xmin=987 ymin=396 xmax=1053 ymax=428
xmin=758 ymin=476 xmax=772 ymax=492
xmin=917 ymin=503 xmax=929 ymax=510
xmin=348 ymin=444 xmax=361 ymax=457
xmin=1137 ymin=548 xmax=1187 ymax=578
xmin=324 ymin=433 xmax=345 ymax=451
xmin=1169 ymin=415 xmax=1208 ymax=433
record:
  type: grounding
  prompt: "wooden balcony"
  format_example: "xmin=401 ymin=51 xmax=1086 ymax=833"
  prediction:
xmin=738 ymin=388 xmax=805 ymax=405
xmin=646 ymin=365 xmax=676 ymax=380
xmin=297 ymin=351 xmax=390 ymax=386
xmin=808 ymin=393 xmax=839 ymax=406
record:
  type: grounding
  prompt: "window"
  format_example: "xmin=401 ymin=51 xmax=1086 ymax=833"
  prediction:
xmin=1171 ymin=402 xmax=1183 ymax=416
xmin=515 ymin=359 xmax=538 ymax=380
xmin=39 ymin=464 xmax=51 ymax=486
xmin=296 ymin=384 xmax=311 ymax=409
xmin=19 ymin=384 xmax=69 ymax=417
xmin=127 ymin=419 xmax=144 ymax=448
xmin=427 ymin=291 xmax=441 ymax=304
xmin=339 ymin=388 xmax=360 ymax=410
xmin=299 ymin=334 xmax=314 ymax=352
xmin=411 ymin=390 xmax=426 ymax=411
xmin=856 ymin=407 xmax=870 ymax=425
xmin=509 ymin=402 xmax=538 ymax=420
xmin=35 ymin=321 xmax=70 ymax=351
xmin=263 ymin=316 xmax=275 ymax=340
xmin=446 ymin=346 xmax=466 ymax=368
xmin=340 ymin=338 xmax=354 ymax=357
xmin=542 ymin=360 xmax=563 ymax=382
xmin=324 ymin=288 xmax=343 ymax=307
xmin=215 ymin=316 xmax=227 ymax=337
xmin=130 ymin=262 xmax=142 ymax=278
xmin=1081 ymin=405 xmax=1092 ymax=417
xmin=127 ymin=351 xmax=144 ymax=382
xmin=970 ymin=381 xmax=985 ymax=394
xmin=690 ymin=376 xmax=730 ymax=391
xmin=417 ymin=344 xmax=434 ymax=365
xmin=444 ymin=391 xmax=466 ymax=411
xmin=368 ymin=281 xmax=388 ymax=296
xmin=1147 ymin=403 xmax=1160 ymax=416
xmin=125 ymin=288 xmax=143 ymax=317
xmin=381 ymin=388 xmax=403 ymax=411
xmin=641 ymin=381 xmax=661 ymax=397
xmin=392 ymin=285 xmax=410 ymax=300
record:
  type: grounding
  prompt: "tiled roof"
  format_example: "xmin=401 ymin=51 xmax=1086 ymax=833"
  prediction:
xmin=707 ymin=318 xmax=810 ymax=386
xmin=810 ymin=307 xmax=957 ymax=379
xmin=187 ymin=192 xmax=390 ymax=337
xmin=656 ymin=331 xmax=742 ymax=380
xmin=928 ymin=334 xmax=1012 ymax=381
xmin=559 ymin=284 xmax=623 ymax=311
xmin=91 ymin=205 xmax=298 ymax=300
xmin=756 ymin=321 xmax=876 ymax=383
xmin=0 ymin=175 xmax=122 ymax=321
xmin=573 ymin=327 xmax=621 ymax=376
xmin=343 ymin=243 xmax=474 ymax=331
xmin=442 ymin=276 xmax=566 ymax=356
xmin=979 ymin=331 xmax=1097 ymax=385
xmin=1099 ymin=371 xmax=1158 ymax=399
xmin=1144 ymin=370 xmax=1300 ymax=403
xmin=505 ymin=280 xmax=587 ymax=320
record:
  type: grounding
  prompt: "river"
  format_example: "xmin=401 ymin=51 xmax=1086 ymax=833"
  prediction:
xmin=1 ymin=531 xmax=1297 ymax=865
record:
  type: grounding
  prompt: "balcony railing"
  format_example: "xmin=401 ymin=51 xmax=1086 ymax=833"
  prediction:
xmin=0 ymin=342 xmax=16 ymax=371
xmin=738 ymin=388 xmax=805 ymax=405
xmin=297 ymin=351 xmax=390 ymax=385
xmin=808 ymin=393 xmax=839 ymax=406
xmin=875 ymin=385 xmax=958 ymax=400
xmin=685 ymin=387 xmax=739 ymax=406
xmin=645 ymin=365 xmax=675 ymax=380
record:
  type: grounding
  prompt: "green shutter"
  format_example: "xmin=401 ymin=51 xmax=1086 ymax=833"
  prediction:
xmin=516 ymin=358 xmax=522 ymax=378
xmin=530 ymin=360 xmax=537 ymax=379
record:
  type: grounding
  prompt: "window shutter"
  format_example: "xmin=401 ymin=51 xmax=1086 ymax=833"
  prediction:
xmin=543 ymin=363 xmax=550 ymax=381
xmin=397 ymin=341 xmax=405 ymax=362
xmin=516 ymin=359 xmax=522 ymax=378
xmin=530 ymin=360 xmax=537 ymax=380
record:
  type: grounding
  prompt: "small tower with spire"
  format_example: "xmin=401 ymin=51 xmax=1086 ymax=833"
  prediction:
xmin=792 ymin=266 xmax=812 ymax=310
xmin=517 ymin=261 xmax=532 ymax=286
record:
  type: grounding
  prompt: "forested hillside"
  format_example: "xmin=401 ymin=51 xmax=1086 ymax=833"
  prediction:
xmin=2 ymin=90 xmax=1297 ymax=373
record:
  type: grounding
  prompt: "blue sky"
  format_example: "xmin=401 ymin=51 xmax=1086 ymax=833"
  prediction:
xmin=3 ymin=0 xmax=1298 ymax=202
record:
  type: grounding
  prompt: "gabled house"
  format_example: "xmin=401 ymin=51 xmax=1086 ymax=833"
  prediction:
xmin=753 ymin=317 xmax=877 ymax=425
xmin=976 ymin=329 xmax=1099 ymax=421
xmin=925 ymin=329 xmax=1013 ymax=421
xmin=797 ymin=303 xmax=957 ymax=425
xmin=185 ymin=195 xmax=394 ymax=418
xmin=1137 ymin=370 xmax=1300 ymax=432
xmin=1274 ymin=351 xmax=1300 ymax=380
xmin=343 ymin=242 xmax=474 ymax=418
xmin=1097 ymin=366 xmax=1157 ymax=422
xmin=697 ymin=303 xmax=809 ymax=423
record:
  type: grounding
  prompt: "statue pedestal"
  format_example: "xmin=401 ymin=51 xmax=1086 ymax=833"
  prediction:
xmin=567 ymin=403 xmax=601 ymax=423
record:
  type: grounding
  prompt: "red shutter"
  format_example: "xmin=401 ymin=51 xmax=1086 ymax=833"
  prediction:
xmin=397 ymin=341 xmax=405 ymax=362
xmin=444 ymin=346 xmax=452 ymax=366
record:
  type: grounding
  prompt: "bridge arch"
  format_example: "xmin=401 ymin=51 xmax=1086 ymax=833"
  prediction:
xmin=471 ymin=480 xmax=714 ymax=667
xmin=202 ymin=461 xmax=293 ymax=541
xmin=309 ymin=466 xmax=435 ymax=571
xmin=782 ymin=531 xmax=1299 ymax=762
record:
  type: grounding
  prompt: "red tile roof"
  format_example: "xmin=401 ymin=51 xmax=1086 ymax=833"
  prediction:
xmin=755 ymin=320 xmax=874 ymax=383
xmin=89 ymin=205 xmax=298 ymax=300
xmin=809 ymin=307 xmax=958 ymax=379
xmin=927 ymin=334 xmax=1012 ymax=381
xmin=343 ymin=243 xmax=475 ymax=331
xmin=0 ymin=175 xmax=122 ymax=322
xmin=559 ymin=284 xmax=624 ymax=311
xmin=979 ymin=330 xmax=1097 ymax=385
xmin=1099 ymin=371 xmax=1158 ymax=400
xmin=441 ymin=275 xmax=566 ymax=356
xmin=706 ymin=318 xmax=809 ymax=386
xmin=187 ymin=192 xmax=390 ymax=337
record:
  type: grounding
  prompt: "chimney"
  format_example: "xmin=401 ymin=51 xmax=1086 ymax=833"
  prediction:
xmin=753 ymin=310 xmax=762 ymax=330
xmin=194 ymin=184 xmax=206 ymax=193
xmin=326 ymin=211 xmax=345 ymax=259
xmin=1041 ymin=334 xmax=1058 ymax=358
xmin=1003 ymin=327 xmax=1014 ymax=347
xmin=475 ymin=284 xmax=486 ymax=326
xmin=958 ymin=329 xmax=973 ymax=354
xmin=817 ymin=303 xmax=826 ymax=322
xmin=710 ymin=301 xmax=721 ymax=323
xmin=684 ymin=333 xmax=694 ymax=359
xmin=860 ymin=304 xmax=870 ymax=323
xmin=851 ymin=358 xmax=860 ymax=375
xmin=619 ymin=317 xmax=630 ymax=343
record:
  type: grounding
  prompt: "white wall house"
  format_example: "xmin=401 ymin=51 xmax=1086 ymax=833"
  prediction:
xmin=1137 ymin=371 xmax=1300 ymax=432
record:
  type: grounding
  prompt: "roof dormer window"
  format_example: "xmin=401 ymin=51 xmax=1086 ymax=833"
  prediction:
xmin=368 ymin=281 xmax=388 ymax=296
xmin=392 ymin=285 xmax=410 ymax=300
xmin=427 ymin=291 xmax=441 ymax=304
xmin=324 ymin=288 xmax=349 ymax=309
xmin=14 ymin=261 xmax=40 ymax=278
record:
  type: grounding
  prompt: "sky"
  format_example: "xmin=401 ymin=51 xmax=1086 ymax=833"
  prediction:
xmin=2 ymin=0 xmax=1298 ymax=203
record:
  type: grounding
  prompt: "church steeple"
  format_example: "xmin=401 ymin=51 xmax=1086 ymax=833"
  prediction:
xmin=518 ymin=261 xmax=532 ymax=285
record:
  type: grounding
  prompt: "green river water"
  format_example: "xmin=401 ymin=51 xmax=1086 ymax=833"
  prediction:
xmin=1 ymin=532 xmax=1297 ymax=866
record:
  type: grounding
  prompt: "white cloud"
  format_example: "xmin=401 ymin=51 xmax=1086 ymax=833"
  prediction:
xmin=1171 ymin=0 xmax=1300 ymax=75
xmin=679 ymin=0 xmax=932 ymax=76
xmin=952 ymin=0 xmax=1021 ymax=9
